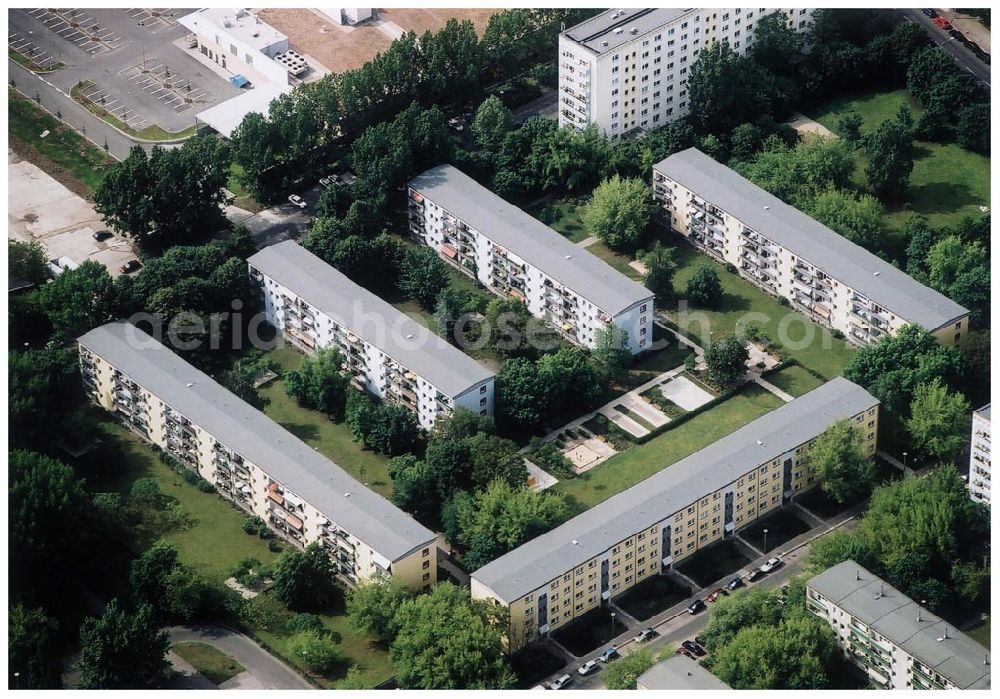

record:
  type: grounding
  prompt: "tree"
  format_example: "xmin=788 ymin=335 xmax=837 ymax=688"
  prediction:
xmin=581 ymin=175 xmax=653 ymax=251
xmin=397 ymin=246 xmax=449 ymax=310
xmin=471 ymin=95 xmax=513 ymax=151
xmin=684 ymin=265 xmax=724 ymax=308
xmin=288 ymin=631 xmax=343 ymax=675
xmin=643 ymin=242 xmax=677 ymax=305
xmin=387 ymin=455 xmax=440 ymax=522
xmin=9 ymin=240 xmax=50 ymax=287
xmin=390 ymin=583 xmax=515 ymax=689
xmin=805 ymin=419 xmax=877 ymax=504
xmin=740 ymin=136 xmax=855 ymax=206
xmin=688 ymin=42 xmax=777 ymax=135
xmin=700 ymin=586 xmax=786 ymax=652
xmin=537 ymin=347 xmax=604 ymax=419
xmin=925 ymin=234 xmax=985 ymax=289
xmin=9 ymin=604 xmax=61 ymax=689
xmin=957 ymin=103 xmax=989 ymax=155
xmin=906 ymin=378 xmax=971 ymax=460
xmin=346 ymin=577 xmax=416 ymax=642
xmin=704 ymin=336 xmax=749 ymax=390
xmin=129 ymin=541 xmax=180 ymax=610
xmin=753 ymin=10 xmax=802 ymax=72
xmin=603 ymin=648 xmax=654 ymax=690
xmin=496 ymin=357 xmax=545 ymax=428
xmin=346 ymin=392 xmax=422 ymax=455
xmin=10 ymin=348 xmax=78 ymax=450
xmin=77 ymin=600 xmax=169 ymax=689
xmin=442 ymin=481 xmax=567 ymax=570
xmin=592 ymin=325 xmax=631 ymax=383
xmin=38 ymin=260 xmax=118 ymax=341
xmin=222 ymin=357 xmax=270 ymax=410
xmin=836 ymin=111 xmax=864 ymax=145
xmin=432 ymin=407 xmax=495 ymax=441
xmin=808 ymin=189 xmax=885 ymax=250
xmin=466 ymin=433 xmax=528 ymax=490
xmin=728 ymin=122 xmax=764 ymax=163
xmin=863 ymin=105 xmax=914 ymax=202
xmin=284 ymin=348 xmax=350 ymax=420
xmin=272 ymin=543 xmax=338 ymax=612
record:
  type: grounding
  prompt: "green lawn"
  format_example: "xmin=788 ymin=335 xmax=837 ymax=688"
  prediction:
xmin=259 ymin=344 xmax=393 ymax=497
xmin=587 ymin=240 xmax=645 ymax=281
xmin=967 ymin=618 xmax=991 ymax=649
xmin=523 ymin=196 xmax=591 ymax=243
xmin=171 ymin=641 xmax=245 ymax=685
xmin=764 ymin=364 xmax=825 ymax=398
xmin=664 ymin=240 xmax=857 ymax=380
xmin=8 ymin=88 xmax=112 ymax=194
xmin=554 ymin=385 xmax=784 ymax=510
xmin=810 ymin=89 xmax=990 ymax=230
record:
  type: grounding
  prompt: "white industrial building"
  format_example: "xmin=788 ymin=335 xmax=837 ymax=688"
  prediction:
xmin=558 ymin=8 xmax=815 ymax=137
xmin=178 ymin=8 xmax=293 ymax=85
xmin=248 ymin=241 xmax=495 ymax=430
xmin=318 ymin=8 xmax=374 ymax=25
xmin=970 ymin=404 xmax=991 ymax=505
xmin=408 ymin=165 xmax=655 ymax=355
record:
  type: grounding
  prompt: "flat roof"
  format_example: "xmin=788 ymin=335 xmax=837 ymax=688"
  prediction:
xmin=178 ymin=9 xmax=287 ymax=52
xmin=247 ymin=241 xmax=494 ymax=397
xmin=637 ymin=656 xmax=731 ymax=690
xmin=78 ymin=322 xmax=437 ymax=563
xmin=473 ymin=378 xmax=879 ymax=602
xmin=654 ymin=148 xmax=969 ymax=333
xmin=409 ymin=165 xmax=653 ymax=317
xmin=809 ymin=561 xmax=990 ymax=689
xmin=562 ymin=8 xmax=694 ymax=55
xmin=195 ymin=82 xmax=289 ymax=139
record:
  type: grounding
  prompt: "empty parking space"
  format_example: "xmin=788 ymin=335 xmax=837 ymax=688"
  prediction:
xmin=119 ymin=57 xmax=206 ymax=113
xmin=8 ymin=31 xmax=60 ymax=70
xmin=124 ymin=8 xmax=181 ymax=33
xmin=75 ymin=81 xmax=148 ymax=130
xmin=28 ymin=8 xmax=128 ymax=56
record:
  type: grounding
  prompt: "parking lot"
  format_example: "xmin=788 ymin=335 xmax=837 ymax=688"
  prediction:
xmin=124 ymin=7 xmax=181 ymax=34
xmin=8 ymin=31 xmax=62 ymax=70
xmin=26 ymin=8 xmax=128 ymax=56
xmin=119 ymin=57 xmax=208 ymax=114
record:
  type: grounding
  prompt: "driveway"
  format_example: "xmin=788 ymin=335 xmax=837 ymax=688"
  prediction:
xmin=166 ymin=625 xmax=311 ymax=690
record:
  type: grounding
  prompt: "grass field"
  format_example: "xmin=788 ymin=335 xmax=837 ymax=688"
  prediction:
xmin=8 ymin=88 xmax=112 ymax=194
xmin=523 ymin=196 xmax=590 ymax=243
xmin=259 ymin=344 xmax=393 ymax=497
xmin=764 ymin=364 xmax=825 ymax=398
xmin=967 ymin=618 xmax=991 ymax=648
xmin=810 ymin=89 xmax=990 ymax=230
xmin=554 ymin=385 xmax=784 ymax=510
xmin=171 ymin=642 xmax=245 ymax=685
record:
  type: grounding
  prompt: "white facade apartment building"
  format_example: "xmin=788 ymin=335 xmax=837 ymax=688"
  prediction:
xmin=408 ymin=165 xmax=655 ymax=355
xmin=970 ymin=404 xmax=991 ymax=505
xmin=178 ymin=8 xmax=294 ymax=85
xmin=558 ymin=8 xmax=815 ymax=137
xmin=808 ymin=560 xmax=990 ymax=689
xmin=248 ymin=241 xmax=495 ymax=430
xmin=653 ymin=148 xmax=970 ymax=346
xmin=78 ymin=322 xmax=438 ymax=590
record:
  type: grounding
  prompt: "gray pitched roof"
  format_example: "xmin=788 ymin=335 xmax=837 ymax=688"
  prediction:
xmin=637 ymin=656 xmax=731 ymax=690
xmin=408 ymin=165 xmax=653 ymax=317
xmin=562 ymin=8 xmax=693 ymax=55
xmin=473 ymin=378 xmax=878 ymax=601
xmin=78 ymin=322 xmax=437 ymax=563
xmin=809 ymin=561 xmax=990 ymax=689
xmin=247 ymin=241 xmax=494 ymax=398
xmin=654 ymin=148 xmax=969 ymax=332
xmin=975 ymin=404 xmax=991 ymax=422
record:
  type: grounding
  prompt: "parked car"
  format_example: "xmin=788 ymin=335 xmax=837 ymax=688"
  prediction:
xmin=550 ymin=674 xmax=573 ymax=690
xmin=598 ymin=647 xmax=619 ymax=663
xmin=933 ymin=16 xmax=952 ymax=30
xmin=747 ymin=569 xmax=764 ymax=582
xmin=687 ymin=599 xmax=706 ymax=614
xmin=447 ymin=117 xmax=465 ymax=132
xmin=682 ymin=640 xmax=706 ymax=657
xmin=675 ymin=647 xmax=696 ymax=659
xmin=759 ymin=557 xmax=783 ymax=574
xmin=119 ymin=260 xmax=142 ymax=274
xmin=706 ymin=588 xmax=728 ymax=603
xmin=725 ymin=576 xmax=743 ymax=591
xmin=318 ymin=176 xmax=334 ymax=189
xmin=577 ymin=660 xmax=600 ymax=676
xmin=288 ymin=194 xmax=307 ymax=209
xmin=92 ymin=229 xmax=112 ymax=242
xmin=922 ymin=8 xmax=937 ymax=17
xmin=633 ymin=628 xmax=657 ymax=644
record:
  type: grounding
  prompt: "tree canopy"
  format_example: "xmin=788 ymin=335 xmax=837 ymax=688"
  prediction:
xmin=581 ymin=175 xmax=653 ymax=251
xmin=284 ymin=348 xmax=350 ymax=421
xmin=77 ymin=600 xmax=169 ymax=689
xmin=906 ymin=378 xmax=971 ymax=460
xmin=704 ymin=336 xmax=749 ymax=390
xmin=271 ymin=543 xmax=339 ymax=612
xmin=805 ymin=419 xmax=877 ymax=504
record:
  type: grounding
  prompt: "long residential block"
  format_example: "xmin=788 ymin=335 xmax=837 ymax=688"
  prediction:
xmin=78 ymin=321 xmax=438 ymax=590
xmin=558 ymin=8 xmax=815 ymax=137
xmin=969 ymin=404 xmax=991 ymax=506
xmin=471 ymin=378 xmax=879 ymax=650
xmin=653 ymin=148 xmax=970 ymax=345
xmin=808 ymin=560 xmax=990 ymax=689
xmin=248 ymin=241 xmax=495 ymax=430
xmin=408 ymin=165 xmax=655 ymax=354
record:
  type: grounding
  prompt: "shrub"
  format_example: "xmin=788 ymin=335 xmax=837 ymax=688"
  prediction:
xmin=243 ymin=516 xmax=266 ymax=536
xmin=239 ymin=594 xmax=287 ymax=632
xmin=288 ymin=630 xmax=343 ymax=676
xmin=286 ymin=613 xmax=326 ymax=635
xmin=195 ymin=478 xmax=215 ymax=493
xmin=267 ymin=540 xmax=283 ymax=553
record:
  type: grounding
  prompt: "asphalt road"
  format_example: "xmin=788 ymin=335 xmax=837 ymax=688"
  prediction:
xmin=898 ymin=9 xmax=990 ymax=87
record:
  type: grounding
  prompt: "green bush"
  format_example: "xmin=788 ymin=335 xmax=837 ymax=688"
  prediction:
xmin=286 ymin=612 xmax=326 ymax=635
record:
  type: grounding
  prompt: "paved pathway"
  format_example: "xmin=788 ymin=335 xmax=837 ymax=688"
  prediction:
xmin=577 ymin=235 xmax=599 ymax=247
xmin=166 ymin=625 xmax=311 ymax=690
xmin=754 ymin=376 xmax=795 ymax=403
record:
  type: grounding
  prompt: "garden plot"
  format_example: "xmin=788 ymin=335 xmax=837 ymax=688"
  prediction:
xmin=28 ymin=8 xmax=128 ymax=56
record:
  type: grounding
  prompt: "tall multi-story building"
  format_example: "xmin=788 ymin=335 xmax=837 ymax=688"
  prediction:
xmin=970 ymin=404 xmax=991 ymax=505
xmin=471 ymin=378 xmax=879 ymax=650
xmin=653 ymin=148 xmax=970 ymax=346
xmin=408 ymin=165 xmax=655 ymax=354
xmin=248 ymin=241 xmax=495 ymax=430
xmin=807 ymin=560 xmax=991 ymax=689
xmin=78 ymin=321 xmax=438 ymax=590
xmin=558 ymin=8 xmax=815 ymax=137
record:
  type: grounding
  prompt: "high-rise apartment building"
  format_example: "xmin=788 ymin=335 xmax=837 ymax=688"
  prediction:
xmin=78 ymin=321 xmax=438 ymax=590
xmin=472 ymin=378 xmax=879 ymax=650
xmin=970 ymin=404 xmax=991 ymax=505
xmin=408 ymin=165 xmax=655 ymax=354
xmin=248 ymin=241 xmax=495 ymax=430
xmin=653 ymin=148 xmax=970 ymax=346
xmin=558 ymin=8 xmax=815 ymax=137
xmin=808 ymin=560 xmax=990 ymax=689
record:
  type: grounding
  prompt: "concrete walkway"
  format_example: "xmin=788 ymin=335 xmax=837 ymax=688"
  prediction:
xmin=755 ymin=376 xmax=795 ymax=403
xmin=577 ymin=235 xmax=599 ymax=247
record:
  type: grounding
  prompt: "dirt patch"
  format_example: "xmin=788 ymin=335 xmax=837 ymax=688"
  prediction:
xmin=8 ymin=136 xmax=99 ymax=201
xmin=258 ymin=8 xmax=392 ymax=74
xmin=379 ymin=8 xmax=500 ymax=36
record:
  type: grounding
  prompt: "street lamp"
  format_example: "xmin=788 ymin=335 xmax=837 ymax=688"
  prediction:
xmin=763 ymin=528 xmax=769 ymax=554
xmin=902 ymin=452 xmax=908 ymax=471
xmin=13 ymin=672 xmax=20 ymax=690
xmin=610 ymin=611 xmax=616 ymax=639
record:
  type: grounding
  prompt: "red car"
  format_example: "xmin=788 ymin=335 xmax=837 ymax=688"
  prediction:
xmin=932 ymin=17 xmax=952 ymax=30
xmin=706 ymin=588 xmax=728 ymax=603
xmin=675 ymin=647 xmax=696 ymax=659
